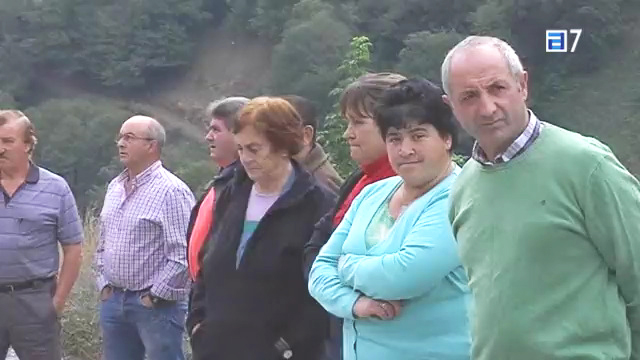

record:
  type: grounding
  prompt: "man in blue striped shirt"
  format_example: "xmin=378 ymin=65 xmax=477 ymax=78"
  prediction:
xmin=96 ymin=115 xmax=195 ymax=360
xmin=0 ymin=110 xmax=84 ymax=360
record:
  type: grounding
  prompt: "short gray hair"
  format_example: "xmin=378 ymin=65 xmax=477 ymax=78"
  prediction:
xmin=206 ymin=96 xmax=250 ymax=129
xmin=147 ymin=119 xmax=166 ymax=152
xmin=441 ymin=36 xmax=524 ymax=95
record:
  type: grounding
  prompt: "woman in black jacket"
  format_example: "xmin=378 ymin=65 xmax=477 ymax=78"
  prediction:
xmin=187 ymin=96 xmax=336 ymax=360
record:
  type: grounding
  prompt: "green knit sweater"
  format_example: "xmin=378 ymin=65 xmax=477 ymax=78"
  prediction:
xmin=450 ymin=123 xmax=640 ymax=360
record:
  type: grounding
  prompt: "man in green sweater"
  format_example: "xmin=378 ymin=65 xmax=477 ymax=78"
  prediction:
xmin=442 ymin=35 xmax=640 ymax=360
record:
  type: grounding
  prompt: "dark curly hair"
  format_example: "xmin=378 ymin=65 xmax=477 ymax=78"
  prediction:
xmin=374 ymin=78 xmax=458 ymax=152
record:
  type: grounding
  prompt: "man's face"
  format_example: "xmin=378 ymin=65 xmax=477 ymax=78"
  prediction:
xmin=0 ymin=120 xmax=30 ymax=171
xmin=116 ymin=119 xmax=155 ymax=169
xmin=443 ymin=45 xmax=529 ymax=156
xmin=205 ymin=117 xmax=237 ymax=168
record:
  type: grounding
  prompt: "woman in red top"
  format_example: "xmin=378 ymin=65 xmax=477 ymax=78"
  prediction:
xmin=302 ymin=72 xmax=407 ymax=360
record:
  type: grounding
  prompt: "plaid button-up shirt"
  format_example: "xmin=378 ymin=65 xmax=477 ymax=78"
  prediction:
xmin=472 ymin=110 xmax=542 ymax=166
xmin=95 ymin=161 xmax=195 ymax=300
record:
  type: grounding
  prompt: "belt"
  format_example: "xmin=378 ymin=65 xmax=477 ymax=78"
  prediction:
xmin=0 ymin=277 xmax=54 ymax=293
xmin=108 ymin=285 xmax=150 ymax=293
xmin=106 ymin=285 xmax=175 ymax=306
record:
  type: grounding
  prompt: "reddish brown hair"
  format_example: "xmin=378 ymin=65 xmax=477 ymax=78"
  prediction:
xmin=0 ymin=109 xmax=38 ymax=154
xmin=234 ymin=97 xmax=304 ymax=156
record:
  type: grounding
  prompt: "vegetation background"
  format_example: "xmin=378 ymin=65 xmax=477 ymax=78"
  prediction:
xmin=1 ymin=0 xmax=638 ymax=358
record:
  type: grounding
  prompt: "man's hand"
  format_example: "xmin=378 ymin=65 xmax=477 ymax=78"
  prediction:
xmin=140 ymin=294 xmax=155 ymax=308
xmin=100 ymin=285 xmax=113 ymax=301
xmin=53 ymin=294 xmax=65 ymax=315
xmin=352 ymin=296 xmax=403 ymax=320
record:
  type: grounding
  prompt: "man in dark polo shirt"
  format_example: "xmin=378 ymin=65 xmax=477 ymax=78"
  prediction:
xmin=0 ymin=110 xmax=84 ymax=360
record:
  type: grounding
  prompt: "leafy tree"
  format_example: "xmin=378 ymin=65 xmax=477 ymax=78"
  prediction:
xmin=0 ymin=91 xmax=16 ymax=108
xmin=453 ymin=154 xmax=469 ymax=167
xmin=26 ymin=98 xmax=212 ymax=209
xmin=318 ymin=36 xmax=373 ymax=178
xmin=162 ymin=142 xmax=214 ymax=198
xmin=271 ymin=6 xmax=352 ymax=108
xmin=351 ymin=0 xmax=477 ymax=67
xmin=225 ymin=0 xmax=258 ymax=32
xmin=396 ymin=31 xmax=465 ymax=83
xmin=250 ymin=0 xmax=300 ymax=39
xmin=26 ymin=99 xmax=132 ymax=209
xmin=286 ymin=0 xmax=336 ymax=29
xmin=15 ymin=0 xmax=210 ymax=89
xmin=470 ymin=0 xmax=512 ymax=41
xmin=499 ymin=0 xmax=625 ymax=75
xmin=0 ymin=16 xmax=35 ymax=100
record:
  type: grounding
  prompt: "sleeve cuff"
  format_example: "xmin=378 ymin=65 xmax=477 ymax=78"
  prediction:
xmin=334 ymin=291 xmax=362 ymax=321
xmin=59 ymin=235 xmax=84 ymax=246
xmin=151 ymin=281 xmax=191 ymax=301
xmin=96 ymin=275 xmax=108 ymax=291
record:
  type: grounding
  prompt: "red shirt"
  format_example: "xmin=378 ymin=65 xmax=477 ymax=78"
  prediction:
xmin=333 ymin=155 xmax=396 ymax=226
xmin=188 ymin=188 xmax=215 ymax=280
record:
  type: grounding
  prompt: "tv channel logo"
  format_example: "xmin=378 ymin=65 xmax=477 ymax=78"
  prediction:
xmin=546 ymin=29 xmax=582 ymax=53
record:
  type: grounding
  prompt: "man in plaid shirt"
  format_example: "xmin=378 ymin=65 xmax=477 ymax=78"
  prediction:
xmin=95 ymin=115 xmax=195 ymax=360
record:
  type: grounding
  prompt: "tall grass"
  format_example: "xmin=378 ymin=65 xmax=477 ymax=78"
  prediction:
xmin=60 ymin=214 xmax=102 ymax=360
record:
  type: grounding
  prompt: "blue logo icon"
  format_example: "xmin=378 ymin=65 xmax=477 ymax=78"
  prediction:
xmin=546 ymin=29 xmax=582 ymax=53
xmin=546 ymin=30 xmax=567 ymax=52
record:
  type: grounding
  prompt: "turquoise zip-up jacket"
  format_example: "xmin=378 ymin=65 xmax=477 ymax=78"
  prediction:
xmin=308 ymin=168 xmax=471 ymax=360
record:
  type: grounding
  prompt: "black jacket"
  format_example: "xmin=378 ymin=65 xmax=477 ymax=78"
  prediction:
xmin=302 ymin=169 xmax=364 ymax=277
xmin=185 ymin=160 xmax=240 ymax=249
xmin=186 ymin=161 xmax=240 ymax=312
xmin=301 ymin=169 xmax=364 ymax=359
xmin=187 ymin=161 xmax=336 ymax=360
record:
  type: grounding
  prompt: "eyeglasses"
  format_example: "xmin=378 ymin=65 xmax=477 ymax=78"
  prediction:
xmin=115 ymin=133 xmax=154 ymax=143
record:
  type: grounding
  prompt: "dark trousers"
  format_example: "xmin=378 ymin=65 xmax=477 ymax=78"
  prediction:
xmin=0 ymin=279 xmax=61 ymax=360
xmin=321 ymin=315 xmax=342 ymax=360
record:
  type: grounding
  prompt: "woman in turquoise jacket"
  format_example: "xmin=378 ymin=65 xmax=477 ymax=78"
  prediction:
xmin=308 ymin=78 xmax=471 ymax=360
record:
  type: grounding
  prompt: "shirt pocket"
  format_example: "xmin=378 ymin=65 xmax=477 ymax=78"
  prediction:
xmin=17 ymin=211 xmax=56 ymax=249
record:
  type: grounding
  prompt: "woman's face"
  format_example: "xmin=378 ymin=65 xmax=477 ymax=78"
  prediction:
xmin=234 ymin=125 xmax=290 ymax=184
xmin=385 ymin=121 xmax=452 ymax=188
xmin=342 ymin=110 xmax=387 ymax=166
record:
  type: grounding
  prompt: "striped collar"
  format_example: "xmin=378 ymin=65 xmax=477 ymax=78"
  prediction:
xmin=472 ymin=110 xmax=542 ymax=166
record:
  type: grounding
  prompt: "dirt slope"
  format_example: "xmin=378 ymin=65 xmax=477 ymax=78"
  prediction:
xmin=35 ymin=26 xmax=273 ymax=141
xmin=142 ymin=27 xmax=273 ymax=123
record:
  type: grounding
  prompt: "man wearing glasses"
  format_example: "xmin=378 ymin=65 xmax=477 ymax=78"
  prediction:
xmin=95 ymin=115 xmax=195 ymax=360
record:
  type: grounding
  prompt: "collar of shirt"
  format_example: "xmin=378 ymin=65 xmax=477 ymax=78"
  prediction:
xmin=116 ymin=160 xmax=162 ymax=188
xmin=25 ymin=162 xmax=40 ymax=184
xmin=0 ymin=162 xmax=40 ymax=183
xmin=472 ymin=110 xmax=542 ymax=166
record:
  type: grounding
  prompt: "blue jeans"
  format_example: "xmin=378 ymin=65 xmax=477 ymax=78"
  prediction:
xmin=100 ymin=288 xmax=187 ymax=360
